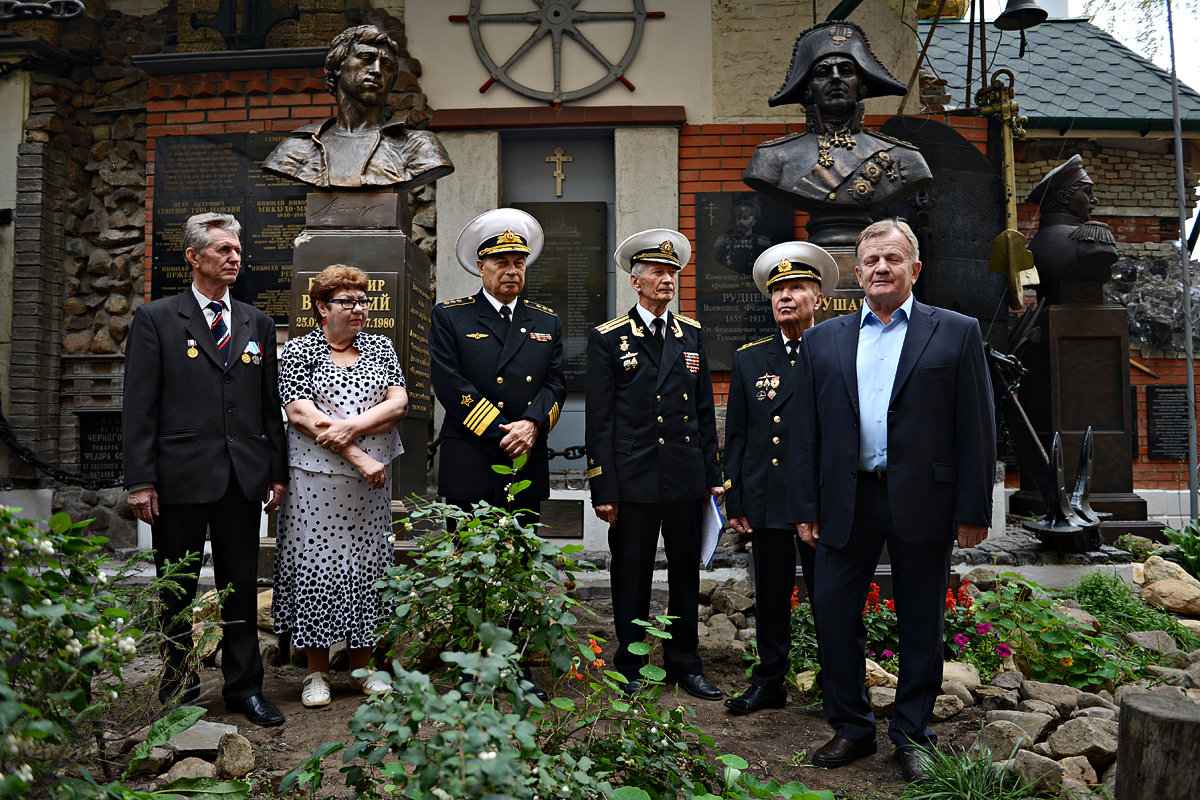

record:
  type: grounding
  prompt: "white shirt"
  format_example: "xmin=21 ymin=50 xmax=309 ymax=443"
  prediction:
xmin=481 ymin=289 xmax=518 ymax=319
xmin=634 ymin=304 xmax=669 ymax=333
xmin=191 ymin=283 xmax=231 ymax=331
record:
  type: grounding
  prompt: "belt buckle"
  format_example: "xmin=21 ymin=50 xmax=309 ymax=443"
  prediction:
xmin=873 ymin=469 xmax=887 ymax=481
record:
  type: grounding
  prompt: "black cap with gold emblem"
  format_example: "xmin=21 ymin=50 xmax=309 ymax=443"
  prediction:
xmin=768 ymin=20 xmax=908 ymax=108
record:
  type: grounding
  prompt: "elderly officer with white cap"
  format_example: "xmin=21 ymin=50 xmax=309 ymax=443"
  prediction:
xmin=585 ymin=228 xmax=725 ymax=700
xmin=723 ymin=241 xmax=837 ymax=715
xmin=431 ymin=208 xmax=566 ymax=523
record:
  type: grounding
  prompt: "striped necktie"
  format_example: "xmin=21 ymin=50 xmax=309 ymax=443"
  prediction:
xmin=208 ymin=300 xmax=230 ymax=364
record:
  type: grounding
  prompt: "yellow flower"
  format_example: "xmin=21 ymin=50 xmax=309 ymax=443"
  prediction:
xmin=1060 ymin=656 xmax=1073 ymax=667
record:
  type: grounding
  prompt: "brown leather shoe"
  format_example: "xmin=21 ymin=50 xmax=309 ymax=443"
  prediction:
xmin=894 ymin=748 xmax=933 ymax=783
xmin=811 ymin=735 xmax=877 ymax=767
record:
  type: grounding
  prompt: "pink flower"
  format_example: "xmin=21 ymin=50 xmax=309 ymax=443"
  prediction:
xmin=976 ymin=622 xmax=993 ymax=635
xmin=881 ymin=649 xmax=894 ymax=658
xmin=995 ymin=643 xmax=1013 ymax=657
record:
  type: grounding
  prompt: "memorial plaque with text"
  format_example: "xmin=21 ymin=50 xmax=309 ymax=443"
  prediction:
xmin=513 ymin=202 xmax=607 ymax=391
xmin=694 ymin=192 xmax=794 ymax=370
xmin=78 ymin=411 xmax=123 ymax=484
xmin=1146 ymin=385 xmax=1193 ymax=460
xmin=152 ymin=133 xmax=308 ymax=323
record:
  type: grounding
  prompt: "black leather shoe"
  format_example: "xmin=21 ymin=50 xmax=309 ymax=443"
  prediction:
xmin=523 ymin=677 xmax=549 ymax=702
xmin=617 ymin=676 xmax=643 ymax=696
xmin=667 ymin=672 xmax=722 ymax=701
xmin=227 ymin=694 xmax=285 ymax=727
xmin=811 ymin=735 xmax=877 ymax=767
xmin=724 ymin=684 xmax=787 ymax=715
xmin=895 ymin=748 xmax=933 ymax=783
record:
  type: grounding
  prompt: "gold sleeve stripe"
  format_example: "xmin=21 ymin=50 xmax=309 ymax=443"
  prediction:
xmin=464 ymin=399 xmax=500 ymax=435
xmin=586 ymin=466 xmax=602 ymax=479
xmin=723 ymin=479 xmax=732 ymax=490
xmin=547 ymin=402 xmax=561 ymax=431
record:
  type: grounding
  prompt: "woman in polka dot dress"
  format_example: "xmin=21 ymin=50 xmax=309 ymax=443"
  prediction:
xmin=273 ymin=264 xmax=408 ymax=708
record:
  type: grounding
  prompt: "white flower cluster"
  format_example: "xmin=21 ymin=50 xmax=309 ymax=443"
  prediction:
xmin=12 ymin=763 xmax=32 ymax=783
xmin=64 ymin=638 xmax=83 ymax=658
xmin=36 ymin=539 xmax=54 ymax=556
xmin=478 ymin=750 xmax=497 ymax=761
xmin=117 ymin=636 xmax=136 ymax=656
xmin=2 ymin=535 xmax=18 ymax=559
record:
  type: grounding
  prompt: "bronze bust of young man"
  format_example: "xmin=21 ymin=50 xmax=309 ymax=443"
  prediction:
xmin=264 ymin=25 xmax=454 ymax=190
xmin=743 ymin=21 xmax=931 ymax=244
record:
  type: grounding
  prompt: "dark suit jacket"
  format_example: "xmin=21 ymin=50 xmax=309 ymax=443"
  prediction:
xmin=122 ymin=291 xmax=287 ymax=504
xmin=787 ymin=300 xmax=995 ymax=547
xmin=585 ymin=308 xmax=723 ymax=505
xmin=430 ymin=291 xmax=566 ymax=503
xmin=725 ymin=333 xmax=795 ymax=529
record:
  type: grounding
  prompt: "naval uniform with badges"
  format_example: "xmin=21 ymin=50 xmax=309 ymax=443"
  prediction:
xmin=585 ymin=229 xmax=723 ymax=693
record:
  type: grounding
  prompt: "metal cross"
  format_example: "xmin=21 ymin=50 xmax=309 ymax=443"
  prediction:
xmin=545 ymin=146 xmax=573 ymax=197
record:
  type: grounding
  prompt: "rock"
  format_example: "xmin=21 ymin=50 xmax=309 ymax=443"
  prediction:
xmin=1011 ymin=748 xmax=1064 ymax=795
xmin=1077 ymin=691 xmax=1119 ymax=712
xmin=1184 ymin=649 xmax=1200 ymax=666
xmin=1126 ymin=629 xmax=1180 ymax=655
xmin=992 ymin=670 xmax=1025 ymax=690
xmin=864 ymin=658 xmax=898 ymax=689
xmin=1058 ymin=754 xmax=1097 ymax=785
xmin=729 ymin=577 xmax=755 ymax=598
xmin=214 ymin=732 xmax=254 ymax=779
xmin=932 ymin=693 xmax=964 ymax=722
xmin=1058 ymin=776 xmax=1093 ymax=799
xmin=1179 ymin=619 xmax=1200 ymax=636
xmin=329 ymin=640 xmax=349 ymax=671
xmin=127 ymin=745 xmax=174 ymax=776
xmin=1032 ymin=741 xmax=1055 ymax=758
xmin=1019 ymin=698 xmax=1061 ymax=721
xmin=1185 ymin=662 xmax=1200 ymax=689
xmin=975 ymin=720 xmax=1032 ymax=761
xmin=729 ymin=612 xmax=748 ymax=629
xmin=1142 ymin=579 xmax=1200 ymax=614
xmin=1101 ymin=760 xmax=1117 ymax=797
xmin=868 ymin=685 xmax=896 ymax=716
xmin=1144 ymin=555 xmax=1200 ymax=586
xmin=162 ymin=757 xmax=218 ymax=782
xmin=942 ymin=661 xmax=981 ymax=691
xmin=711 ymin=588 xmax=754 ymax=616
xmin=1145 ymin=664 xmax=1190 ymax=686
xmin=695 ymin=621 xmax=710 ymax=638
xmin=985 ymin=710 xmax=1055 ymax=742
xmin=941 ymin=679 xmax=974 ymax=707
xmin=793 ymin=669 xmax=817 ymax=693
xmin=1070 ymin=706 xmax=1117 ymax=722
xmin=259 ymin=630 xmax=280 ymax=667
xmin=1046 ymin=718 xmax=1119 ymax=765
xmin=736 ymin=627 xmax=756 ymax=642
xmin=166 ymin=720 xmax=239 ymax=758
xmin=256 ymin=589 xmax=274 ymax=631
xmin=976 ymin=685 xmax=1020 ymax=710
xmin=963 ymin=567 xmax=1000 ymax=592
xmin=192 ymin=590 xmax=222 ymax=661
xmin=1021 ymin=680 xmax=1082 ymax=717
xmin=1053 ymin=604 xmax=1102 ymax=633
xmin=1150 ymin=684 xmax=1188 ymax=703
xmin=705 ymin=613 xmax=737 ymax=642
xmin=698 ymin=578 xmax=718 ymax=604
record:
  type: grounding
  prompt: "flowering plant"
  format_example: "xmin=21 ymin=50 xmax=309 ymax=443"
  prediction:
xmin=942 ymin=581 xmax=1011 ymax=679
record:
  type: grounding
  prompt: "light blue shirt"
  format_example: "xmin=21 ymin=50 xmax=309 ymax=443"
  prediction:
xmin=856 ymin=294 xmax=914 ymax=472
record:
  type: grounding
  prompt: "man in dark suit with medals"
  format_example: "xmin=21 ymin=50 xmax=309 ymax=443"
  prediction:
xmin=122 ymin=212 xmax=287 ymax=726
xmin=431 ymin=208 xmax=566 ymax=523
xmin=723 ymin=241 xmax=837 ymax=715
xmin=789 ymin=218 xmax=995 ymax=782
xmin=585 ymin=229 xmax=725 ymax=701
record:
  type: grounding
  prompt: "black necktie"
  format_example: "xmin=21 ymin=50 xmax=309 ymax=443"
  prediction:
xmin=208 ymin=300 xmax=230 ymax=364
xmin=647 ymin=318 xmax=664 ymax=358
xmin=500 ymin=305 xmax=512 ymax=324
xmin=652 ymin=318 xmax=664 ymax=340
xmin=786 ymin=339 xmax=799 ymax=365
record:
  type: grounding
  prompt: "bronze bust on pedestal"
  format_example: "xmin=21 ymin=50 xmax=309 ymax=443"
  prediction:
xmin=742 ymin=21 xmax=932 ymax=246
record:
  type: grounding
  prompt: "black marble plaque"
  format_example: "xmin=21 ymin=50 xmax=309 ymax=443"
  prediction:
xmin=1146 ymin=384 xmax=1192 ymax=460
xmin=152 ymin=133 xmax=308 ymax=323
xmin=695 ymin=192 xmax=794 ymax=370
xmin=513 ymin=201 xmax=607 ymax=391
xmin=78 ymin=411 xmax=123 ymax=483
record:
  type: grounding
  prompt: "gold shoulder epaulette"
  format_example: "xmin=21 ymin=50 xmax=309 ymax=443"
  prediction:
xmin=866 ymin=129 xmax=919 ymax=150
xmin=524 ymin=299 xmax=557 ymax=317
xmin=675 ymin=314 xmax=701 ymax=329
xmin=440 ymin=295 xmax=475 ymax=308
xmin=737 ymin=336 xmax=773 ymax=352
xmin=595 ymin=315 xmax=631 ymax=334
xmin=757 ymin=131 xmax=805 ymax=148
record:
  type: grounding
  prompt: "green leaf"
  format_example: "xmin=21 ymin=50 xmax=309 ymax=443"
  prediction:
xmin=627 ymin=642 xmax=651 ymax=656
xmin=127 ymin=706 xmax=207 ymax=777
xmin=639 ymin=665 xmax=666 ymax=682
xmin=491 ymin=464 xmax=513 ymax=475
xmin=718 ymin=753 xmax=749 ymax=769
xmin=48 ymin=512 xmax=72 ymax=535
xmin=510 ymin=479 xmax=532 ymax=494
xmin=152 ymin=777 xmax=251 ymax=799
xmin=550 ymin=697 xmax=576 ymax=710
xmin=612 ymin=788 xmax=652 ymax=800
xmin=513 ymin=453 xmax=529 ymax=471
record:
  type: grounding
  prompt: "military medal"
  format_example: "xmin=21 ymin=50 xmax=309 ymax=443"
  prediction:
xmin=242 ymin=353 xmax=251 ymax=363
xmin=767 ymin=389 xmax=777 ymax=399
xmin=683 ymin=352 xmax=700 ymax=373
xmin=186 ymin=338 xmax=198 ymax=358
xmin=619 ymin=336 xmax=630 ymax=352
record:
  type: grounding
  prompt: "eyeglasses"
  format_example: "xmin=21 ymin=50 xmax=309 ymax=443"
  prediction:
xmin=328 ymin=297 xmax=370 ymax=310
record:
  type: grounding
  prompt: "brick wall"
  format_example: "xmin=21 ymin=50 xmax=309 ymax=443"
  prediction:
xmin=1130 ymin=350 xmax=1199 ymax=490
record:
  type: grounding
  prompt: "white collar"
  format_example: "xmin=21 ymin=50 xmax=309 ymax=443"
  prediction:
xmin=191 ymin=283 xmax=231 ymax=313
xmin=634 ymin=304 xmax=669 ymax=330
xmin=482 ymin=289 xmax=518 ymax=316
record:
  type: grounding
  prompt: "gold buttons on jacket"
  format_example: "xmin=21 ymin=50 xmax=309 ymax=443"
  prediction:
xmin=658 ymin=437 xmax=665 ymax=444
xmin=683 ymin=393 xmax=688 ymax=400
xmin=498 ymin=402 xmax=505 ymax=409
xmin=772 ymin=436 xmax=780 ymax=444
xmin=525 ymin=376 xmax=532 ymax=383
xmin=656 ymin=395 xmax=661 ymax=402
xmin=773 ymin=415 xmax=781 ymax=423
xmin=657 ymin=416 xmax=663 ymax=423
xmin=496 ymin=377 xmax=504 ymax=384
xmin=771 ymin=458 xmax=779 ymax=466
xmin=685 ymin=436 xmax=691 ymax=443
xmin=683 ymin=415 xmax=689 ymax=422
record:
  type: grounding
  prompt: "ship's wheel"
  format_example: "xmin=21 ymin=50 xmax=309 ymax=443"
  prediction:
xmin=450 ymin=1 xmax=664 ymax=106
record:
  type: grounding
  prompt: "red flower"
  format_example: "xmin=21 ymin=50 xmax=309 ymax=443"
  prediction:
xmin=791 ymin=586 xmax=802 ymax=608
xmin=865 ymin=583 xmax=881 ymax=611
xmin=945 ymin=588 xmax=957 ymax=610
xmin=884 ymin=598 xmax=895 ymax=612
xmin=956 ymin=580 xmax=972 ymax=607
xmin=588 ymin=637 xmax=602 ymax=655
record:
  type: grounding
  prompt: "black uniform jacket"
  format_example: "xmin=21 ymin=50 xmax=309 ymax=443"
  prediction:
xmin=431 ymin=291 xmax=566 ymax=502
xmin=724 ymin=333 xmax=796 ymax=530
xmin=121 ymin=292 xmax=287 ymax=504
xmin=585 ymin=307 xmax=723 ymax=506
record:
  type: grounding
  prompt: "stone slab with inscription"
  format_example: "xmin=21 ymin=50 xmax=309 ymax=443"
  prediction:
xmin=1146 ymin=385 xmax=1192 ymax=461
xmin=77 ymin=411 xmax=124 ymax=484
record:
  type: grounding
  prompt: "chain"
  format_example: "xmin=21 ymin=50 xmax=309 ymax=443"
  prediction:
xmin=0 ymin=0 xmax=85 ymax=22
xmin=0 ymin=403 xmax=122 ymax=490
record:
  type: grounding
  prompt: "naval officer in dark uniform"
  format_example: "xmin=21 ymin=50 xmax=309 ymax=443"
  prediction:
xmin=431 ymin=208 xmax=566 ymax=522
xmin=585 ymin=229 xmax=725 ymax=701
xmin=723 ymin=241 xmax=837 ymax=715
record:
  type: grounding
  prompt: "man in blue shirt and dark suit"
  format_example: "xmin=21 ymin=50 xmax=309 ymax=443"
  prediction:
xmin=789 ymin=218 xmax=995 ymax=782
